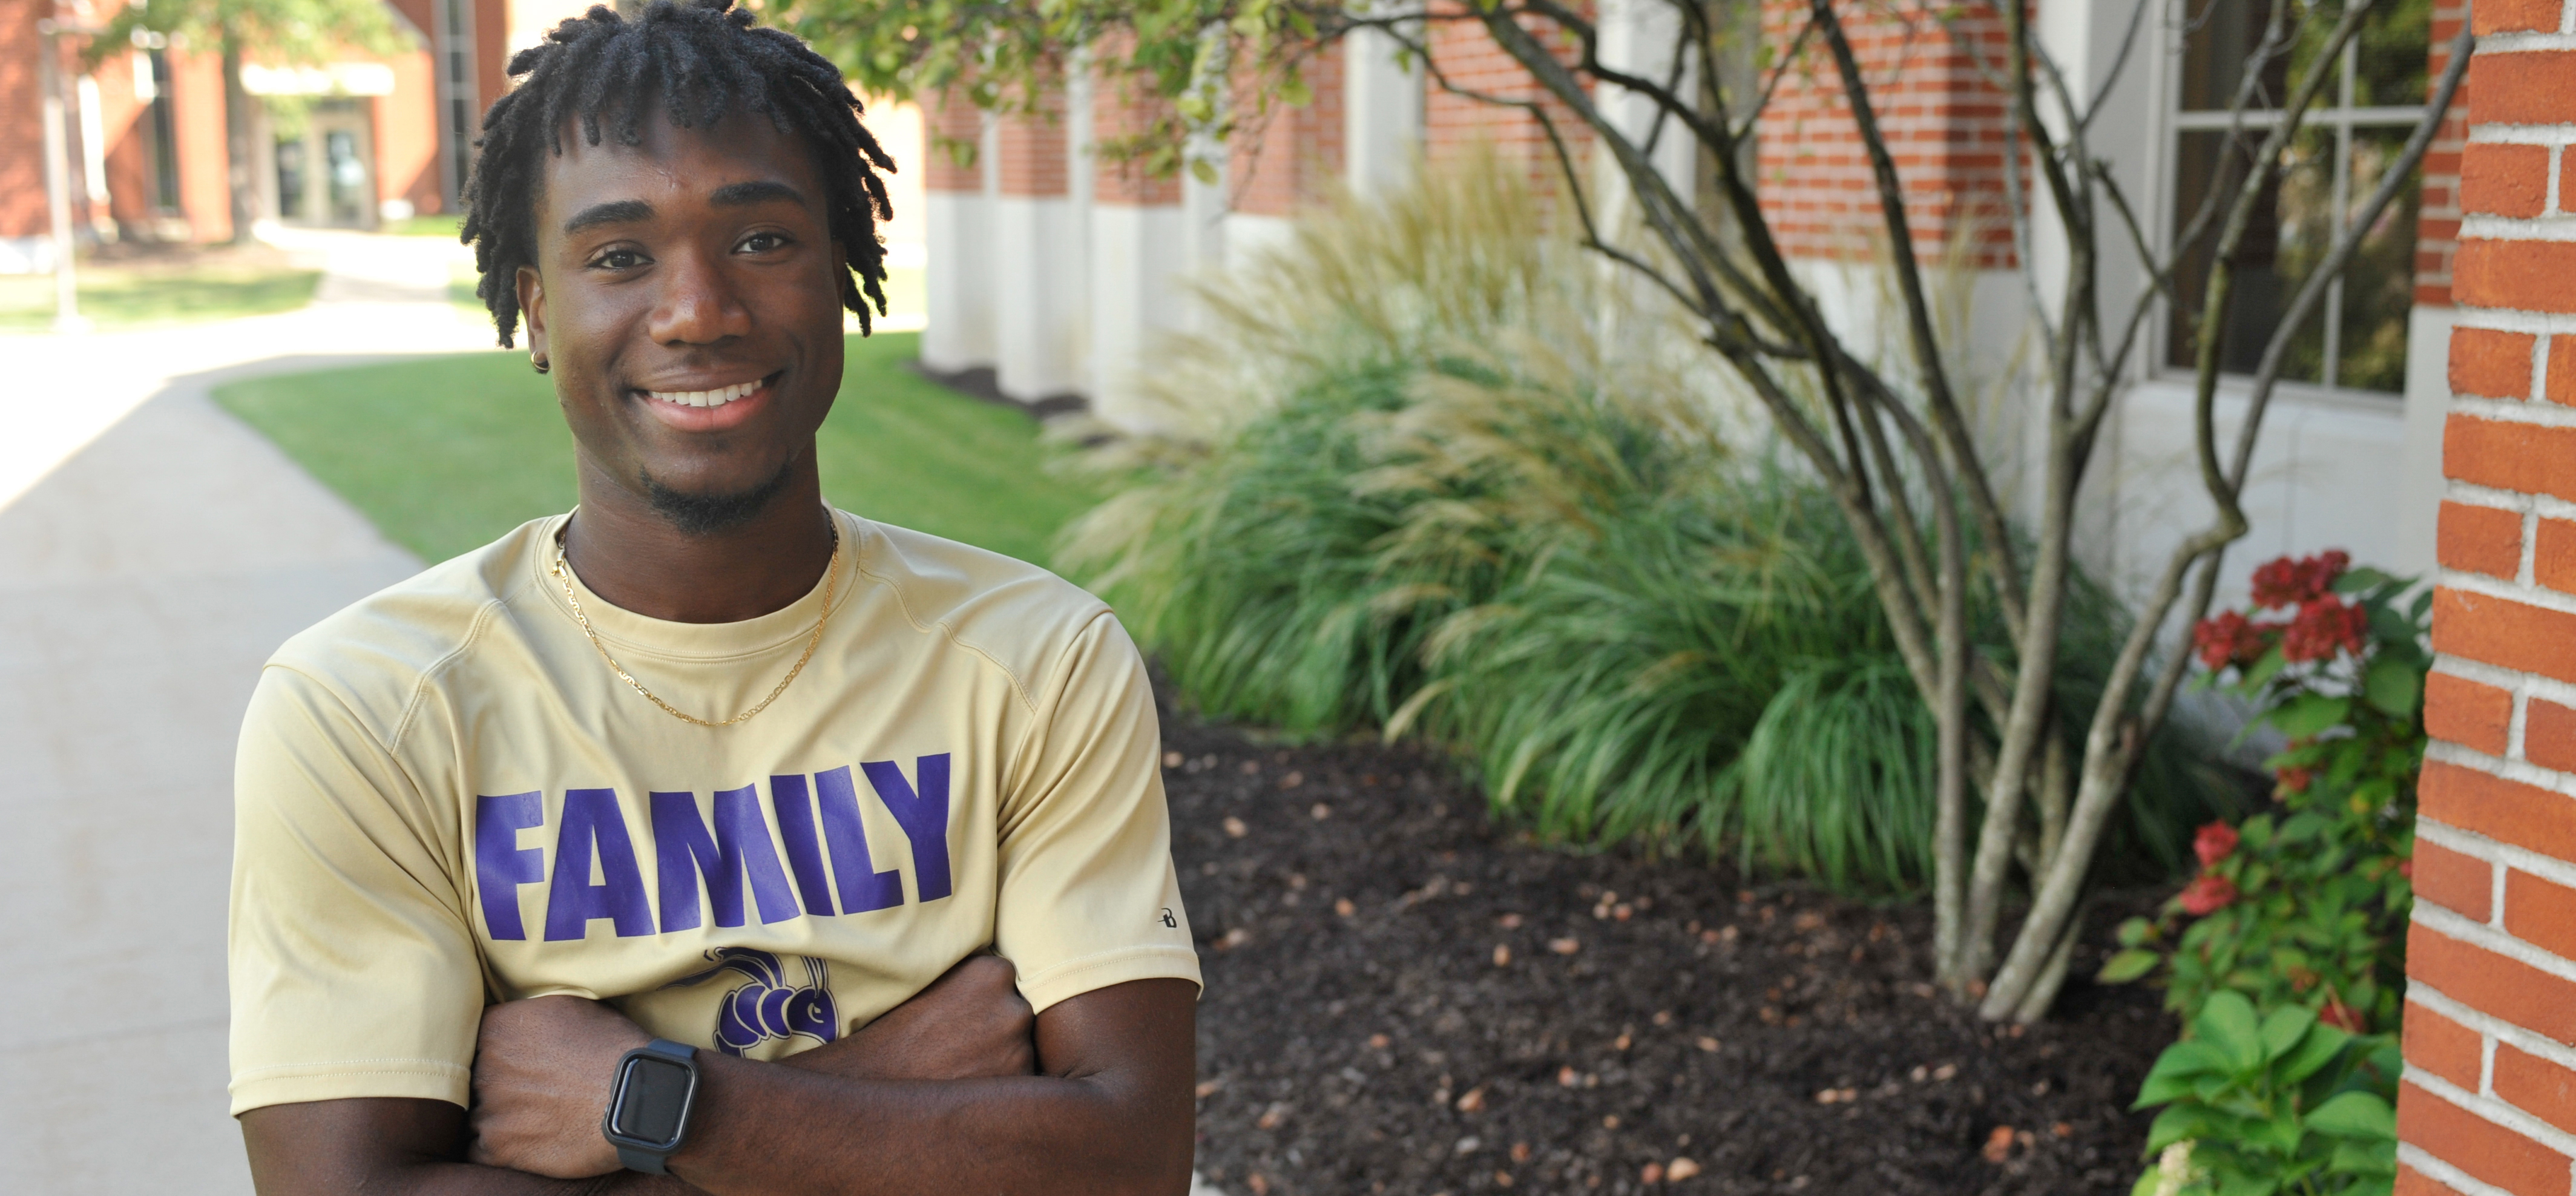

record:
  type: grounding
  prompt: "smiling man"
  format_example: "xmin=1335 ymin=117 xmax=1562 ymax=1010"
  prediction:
xmin=226 ymin=3 xmax=1200 ymax=1192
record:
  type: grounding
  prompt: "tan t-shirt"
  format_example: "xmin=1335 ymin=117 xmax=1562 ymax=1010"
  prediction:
xmin=227 ymin=510 xmax=1199 ymax=1116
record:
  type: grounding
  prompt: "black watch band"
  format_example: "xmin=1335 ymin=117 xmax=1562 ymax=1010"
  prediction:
xmin=602 ymin=1039 xmax=700 ymax=1175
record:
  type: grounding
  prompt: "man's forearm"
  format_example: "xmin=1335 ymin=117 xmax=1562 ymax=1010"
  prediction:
xmin=670 ymin=1060 xmax=1194 ymax=1196
xmin=240 ymin=1099 xmax=706 ymax=1196
xmin=665 ymin=978 xmax=1196 ymax=1196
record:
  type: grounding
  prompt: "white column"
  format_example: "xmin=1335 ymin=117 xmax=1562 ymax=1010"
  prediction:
xmin=921 ymin=113 xmax=996 ymax=373
xmin=1593 ymin=0 xmax=1694 ymax=197
xmin=2393 ymin=304 xmax=2456 ymax=579
xmin=1342 ymin=22 xmax=1424 ymax=200
xmin=993 ymin=194 xmax=1082 ymax=400
xmin=991 ymin=110 xmax=1083 ymax=402
xmin=1088 ymin=203 xmax=1192 ymax=429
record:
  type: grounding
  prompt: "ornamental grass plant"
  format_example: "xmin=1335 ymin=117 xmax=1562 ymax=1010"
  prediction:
xmin=1058 ymin=153 xmax=2229 ymax=893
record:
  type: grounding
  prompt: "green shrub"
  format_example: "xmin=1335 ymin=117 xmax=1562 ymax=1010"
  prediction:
xmin=2126 ymin=991 xmax=2400 ymax=1196
xmin=2109 ymin=553 xmax=2426 ymax=1195
xmin=1061 ymin=153 xmax=2229 ymax=892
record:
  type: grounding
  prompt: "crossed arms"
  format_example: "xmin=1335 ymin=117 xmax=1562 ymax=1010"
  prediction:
xmin=239 ymin=959 xmax=1197 ymax=1195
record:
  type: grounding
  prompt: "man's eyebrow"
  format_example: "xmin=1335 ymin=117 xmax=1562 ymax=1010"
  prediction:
xmin=563 ymin=199 xmax=654 ymax=235
xmin=709 ymin=180 xmax=808 ymax=208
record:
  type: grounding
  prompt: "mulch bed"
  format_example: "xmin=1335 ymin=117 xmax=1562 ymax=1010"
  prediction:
xmin=1164 ymin=709 xmax=2175 ymax=1196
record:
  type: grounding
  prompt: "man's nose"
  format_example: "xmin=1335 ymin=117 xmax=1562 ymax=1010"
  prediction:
xmin=646 ymin=247 xmax=752 ymax=346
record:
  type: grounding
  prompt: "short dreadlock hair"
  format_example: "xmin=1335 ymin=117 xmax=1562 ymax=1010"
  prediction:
xmin=460 ymin=0 xmax=895 ymax=347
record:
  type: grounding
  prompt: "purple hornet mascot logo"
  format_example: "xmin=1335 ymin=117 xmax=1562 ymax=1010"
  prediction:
xmin=668 ymin=947 xmax=839 ymax=1057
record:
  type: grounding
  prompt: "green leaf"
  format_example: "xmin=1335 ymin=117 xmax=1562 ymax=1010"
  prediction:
xmin=1189 ymin=157 xmax=1219 ymax=186
xmin=2216 ymin=1163 xmax=2281 ymax=1196
xmin=2137 ymin=1043 xmax=2226 ymax=1108
xmin=2259 ymin=1005 xmax=2318 ymax=1061
xmin=2100 ymin=948 xmax=2163 ymax=984
xmin=2363 ymin=654 xmax=2423 ymax=717
xmin=2276 ymin=1023 xmax=2351 ymax=1085
xmin=2268 ymin=695 xmax=2353 ymax=740
xmin=2368 ymin=603 xmax=2419 ymax=645
xmin=2236 ymin=643 xmax=2290 ymax=697
xmin=2336 ymin=567 xmax=2398 ymax=594
xmin=2130 ymin=1171 xmax=2163 ymax=1196
xmin=2306 ymin=1091 xmax=2396 ymax=1140
xmin=2147 ymin=1102 xmax=2223 ymax=1151
xmin=2329 ymin=1138 xmax=2398 ymax=1179
xmin=2118 ymin=916 xmax=2158 ymax=948
xmin=2196 ymin=990 xmax=2264 ymax=1072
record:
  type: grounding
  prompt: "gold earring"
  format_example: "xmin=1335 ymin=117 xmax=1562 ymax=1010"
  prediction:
xmin=531 ymin=353 xmax=550 ymax=374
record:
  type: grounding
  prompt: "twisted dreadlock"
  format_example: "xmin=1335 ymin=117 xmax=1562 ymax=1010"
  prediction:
xmin=460 ymin=0 xmax=896 ymax=347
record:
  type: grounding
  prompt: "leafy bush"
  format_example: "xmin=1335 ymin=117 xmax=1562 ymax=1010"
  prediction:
xmin=1061 ymin=153 xmax=2229 ymax=892
xmin=2106 ymin=552 xmax=2426 ymax=1195
xmin=2103 ymin=553 xmax=2425 ymax=1028
xmin=2127 ymin=991 xmax=2400 ymax=1196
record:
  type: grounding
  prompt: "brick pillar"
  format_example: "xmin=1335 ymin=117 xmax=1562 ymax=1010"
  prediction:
xmin=0 ymin=2 xmax=48 ymax=255
xmin=990 ymin=86 xmax=1079 ymax=400
xmin=1224 ymin=42 xmax=1346 ymax=266
xmin=2404 ymin=4 xmax=2576 ymax=1192
xmin=1087 ymin=75 xmax=1186 ymax=426
xmin=2419 ymin=0 xmax=2471 ymax=307
xmin=1227 ymin=42 xmax=1345 ymax=221
xmin=921 ymin=86 xmax=995 ymax=372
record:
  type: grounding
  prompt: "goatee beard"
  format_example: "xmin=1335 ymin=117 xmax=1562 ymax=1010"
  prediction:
xmin=639 ymin=461 xmax=798 ymax=536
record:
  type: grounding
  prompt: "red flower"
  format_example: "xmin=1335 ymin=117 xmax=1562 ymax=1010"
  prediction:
xmin=2191 ymin=610 xmax=2276 ymax=671
xmin=2194 ymin=821 xmax=2240 ymax=868
xmin=2178 ymin=873 xmax=2238 ymax=916
xmin=2318 ymin=998 xmax=2366 ymax=1033
xmin=2275 ymin=766 xmax=2314 ymax=797
xmin=2398 ymin=858 xmax=2414 ymax=880
xmin=2281 ymin=596 xmax=2367 ymax=663
xmin=2251 ymin=551 xmax=2352 ymax=610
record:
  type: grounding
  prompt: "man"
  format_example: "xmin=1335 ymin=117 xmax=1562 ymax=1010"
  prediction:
xmin=228 ymin=2 xmax=1200 ymax=1191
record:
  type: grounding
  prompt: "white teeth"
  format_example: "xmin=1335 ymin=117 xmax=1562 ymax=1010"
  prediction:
xmin=648 ymin=379 xmax=762 ymax=408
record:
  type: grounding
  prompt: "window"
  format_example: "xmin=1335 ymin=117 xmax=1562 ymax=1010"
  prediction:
xmin=143 ymin=49 xmax=180 ymax=213
xmin=438 ymin=0 xmax=478 ymax=203
xmin=2164 ymin=0 xmax=2430 ymax=394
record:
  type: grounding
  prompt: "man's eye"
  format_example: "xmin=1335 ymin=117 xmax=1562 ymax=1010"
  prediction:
xmin=591 ymin=248 xmax=647 ymax=270
xmin=739 ymin=232 xmax=792 ymax=254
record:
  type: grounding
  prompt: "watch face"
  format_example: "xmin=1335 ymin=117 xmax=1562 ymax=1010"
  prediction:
xmin=611 ymin=1056 xmax=693 ymax=1146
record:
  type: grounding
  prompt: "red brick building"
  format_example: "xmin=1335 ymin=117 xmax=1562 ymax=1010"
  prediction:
xmin=2 ymin=0 xmax=514 ymax=264
xmin=925 ymin=0 xmax=2465 ymax=599
xmin=924 ymin=13 xmax=2576 ymax=1185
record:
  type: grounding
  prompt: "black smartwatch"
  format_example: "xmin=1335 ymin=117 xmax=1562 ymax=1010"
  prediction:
xmin=601 ymin=1039 xmax=700 ymax=1175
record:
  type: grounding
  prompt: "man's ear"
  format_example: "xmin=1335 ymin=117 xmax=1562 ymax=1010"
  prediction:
xmin=516 ymin=264 xmax=548 ymax=358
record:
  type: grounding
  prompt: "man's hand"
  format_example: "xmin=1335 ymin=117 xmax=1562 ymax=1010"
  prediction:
xmin=785 ymin=955 xmax=1035 ymax=1082
xmin=467 ymin=994 xmax=650 ymax=1178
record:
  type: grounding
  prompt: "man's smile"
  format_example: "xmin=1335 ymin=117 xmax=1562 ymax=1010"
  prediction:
xmin=633 ymin=370 xmax=784 ymax=432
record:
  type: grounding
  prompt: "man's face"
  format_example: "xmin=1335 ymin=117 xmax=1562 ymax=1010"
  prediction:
xmin=518 ymin=108 xmax=846 ymax=529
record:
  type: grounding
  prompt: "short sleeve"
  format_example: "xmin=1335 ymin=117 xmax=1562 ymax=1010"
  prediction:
xmin=228 ymin=666 xmax=484 ymax=1115
xmin=991 ymin=614 xmax=1201 ymax=1013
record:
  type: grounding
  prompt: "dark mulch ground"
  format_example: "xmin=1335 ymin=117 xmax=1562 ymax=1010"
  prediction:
xmin=1164 ymin=712 xmax=2175 ymax=1196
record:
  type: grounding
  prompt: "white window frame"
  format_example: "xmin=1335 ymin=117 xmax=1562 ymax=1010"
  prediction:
xmin=2147 ymin=0 xmax=2429 ymax=399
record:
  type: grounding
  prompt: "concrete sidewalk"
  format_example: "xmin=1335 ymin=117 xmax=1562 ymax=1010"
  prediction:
xmin=0 ymin=230 xmax=479 ymax=1192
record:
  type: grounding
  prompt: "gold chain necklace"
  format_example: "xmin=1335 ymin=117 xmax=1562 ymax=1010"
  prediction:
xmin=550 ymin=514 xmax=841 ymax=727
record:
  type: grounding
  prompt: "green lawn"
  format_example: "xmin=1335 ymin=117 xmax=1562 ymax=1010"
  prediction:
xmin=0 ymin=266 xmax=321 ymax=332
xmin=214 ymin=331 xmax=1100 ymax=567
xmin=384 ymin=214 xmax=468 ymax=238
